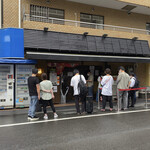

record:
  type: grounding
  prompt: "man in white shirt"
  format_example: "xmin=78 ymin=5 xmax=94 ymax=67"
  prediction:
xmin=128 ymin=72 xmax=136 ymax=107
xmin=70 ymin=69 xmax=86 ymax=114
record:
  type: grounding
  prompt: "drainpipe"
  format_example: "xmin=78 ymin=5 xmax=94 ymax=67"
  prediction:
xmin=0 ymin=0 xmax=2 ymax=28
xmin=18 ymin=0 xmax=21 ymax=28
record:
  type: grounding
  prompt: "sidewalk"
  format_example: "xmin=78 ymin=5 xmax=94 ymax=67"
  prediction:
xmin=0 ymin=103 xmax=76 ymax=116
xmin=0 ymin=98 xmax=149 ymax=117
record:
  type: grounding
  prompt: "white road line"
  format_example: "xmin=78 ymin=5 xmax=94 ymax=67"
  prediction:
xmin=0 ymin=109 xmax=150 ymax=128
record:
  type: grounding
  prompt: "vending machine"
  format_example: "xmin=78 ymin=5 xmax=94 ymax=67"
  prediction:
xmin=0 ymin=64 xmax=14 ymax=109
xmin=15 ymin=65 xmax=35 ymax=108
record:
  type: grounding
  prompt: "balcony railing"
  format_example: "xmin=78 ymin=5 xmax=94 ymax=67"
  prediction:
xmin=24 ymin=14 xmax=150 ymax=35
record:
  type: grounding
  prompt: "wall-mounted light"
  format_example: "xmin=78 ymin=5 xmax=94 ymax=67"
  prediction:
xmin=132 ymin=37 xmax=138 ymax=41
xmin=83 ymin=32 xmax=88 ymax=36
xmin=38 ymin=68 xmax=43 ymax=74
xmin=102 ymin=34 xmax=108 ymax=39
xmin=44 ymin=27 xmax=48 ymax=32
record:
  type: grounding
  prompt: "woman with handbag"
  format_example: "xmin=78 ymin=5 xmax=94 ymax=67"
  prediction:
xmin=101 ymin=68 xmax=114 ymax=112
xmin=40 ymin=73 xmax=58 ymax=119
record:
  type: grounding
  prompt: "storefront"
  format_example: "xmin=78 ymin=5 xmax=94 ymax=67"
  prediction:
xmin=24 ymin=29 xmax=150 ymax=104
xmin=1 ymin=28 xmax=150 ymax=108
xmin=30 ymin=60 xmax=138 ymax=104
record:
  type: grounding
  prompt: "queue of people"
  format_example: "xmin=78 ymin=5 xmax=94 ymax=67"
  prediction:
xmin=27 ymin=66 xmax=139 ymax=120
xmin=70 ymin=66 xmax=138 ymax=114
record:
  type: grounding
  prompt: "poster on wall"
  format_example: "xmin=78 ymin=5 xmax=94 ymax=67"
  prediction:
xmin=53 ymin=86 xmax=57 ymax=93
xmin=49 ymin=72 xmax=57 ymax=85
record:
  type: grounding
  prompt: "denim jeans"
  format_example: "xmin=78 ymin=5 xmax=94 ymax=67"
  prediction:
xmin=87 ymin=86 xmax=93 ymax=98
xmin=96 ymin=89 xmax=102 ymax=102
xmin=28 ymin=96 xmax=38 ymax=117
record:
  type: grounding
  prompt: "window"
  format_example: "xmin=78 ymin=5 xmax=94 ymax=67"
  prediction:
xmin=146 ymin=23 xmax=150 ymax=34
xmin=80 ymin=13 xmax=104 ymax=29
xmin=30 ymin=5 xmax=64 ymax=24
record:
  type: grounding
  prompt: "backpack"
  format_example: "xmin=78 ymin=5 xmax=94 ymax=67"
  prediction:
xmin=133 ymin=78 xmax=140 ymax=89
xmin=78 ymin=75 xmax=87 ymax=98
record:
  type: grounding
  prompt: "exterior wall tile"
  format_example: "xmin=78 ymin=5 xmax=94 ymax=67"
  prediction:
xmin=3 ymin=0 xmax=19 ymax=28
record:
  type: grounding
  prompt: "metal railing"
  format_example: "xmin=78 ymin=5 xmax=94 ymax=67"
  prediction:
xmin=24 ymin=14 xmax=150 ymax=35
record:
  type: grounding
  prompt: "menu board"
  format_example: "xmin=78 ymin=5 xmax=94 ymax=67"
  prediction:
xmin=16 ymin=65 xmax=35 ymax=107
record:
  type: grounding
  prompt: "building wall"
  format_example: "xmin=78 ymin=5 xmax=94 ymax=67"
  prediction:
xmin=3 ymin=0 xmax=19 ymax=28
xmin=2 ymin=0 xmax=150 ymax=29
xmin=0 ymin=0 xmax=1 ymax=28
xmin=22 ymin=0 xmax=150 ymax=29
xmin=135 ymin=63 xmax=147 ymax=86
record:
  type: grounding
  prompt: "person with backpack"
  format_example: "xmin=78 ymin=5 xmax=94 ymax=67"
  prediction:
xmin=101 ymin=68 xmax=114 ymax=111
xmin=128 ymin=72 xmax=138 ymax=107
xmin=70 ymin=69 xmax=86 ymax=115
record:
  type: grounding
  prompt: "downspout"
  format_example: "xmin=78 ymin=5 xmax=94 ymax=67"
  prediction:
xmin=18 ymin=0 xmax=21 ymax=28
xmin=0 ymin=0 xmax=3 ymax=28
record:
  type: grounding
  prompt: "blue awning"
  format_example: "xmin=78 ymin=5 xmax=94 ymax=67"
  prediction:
xmin=0 ymin=59 xmax=37 ymax=64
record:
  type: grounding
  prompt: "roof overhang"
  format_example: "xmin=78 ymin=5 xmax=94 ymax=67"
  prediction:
xmin=67 ymin=0 xmax=150 ymax=15
xmin=24 ymin=29 xmax=150 ymax=56
xmin=26 ymin=52 xmax=150 ymax=63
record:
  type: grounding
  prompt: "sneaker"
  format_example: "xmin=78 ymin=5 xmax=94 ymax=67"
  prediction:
xmin=101 ymin=109 xmax=105 ymax=112
xmin=43 ymin=115 xmax=48 ymax=120
xmin=54 ymin=113 xmax=58 ymax=119
xmin=110 ymin=108 xmax=113 ymax=111
xmin=27 ymin=115 xmax=32 ymax=120
xmin=81 ymin=112 xmax=86 ymax=115
xmin=30 ymin=116 xmax=39 ymax=121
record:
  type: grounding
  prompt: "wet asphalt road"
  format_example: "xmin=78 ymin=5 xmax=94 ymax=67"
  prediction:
xmin=0 ymin=108 xmax=150 ymax=150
